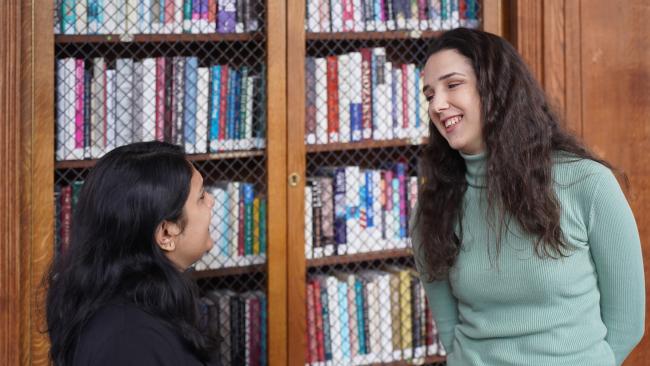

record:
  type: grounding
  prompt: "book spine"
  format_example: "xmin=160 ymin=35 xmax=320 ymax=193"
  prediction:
xmin=326 ymin=56 xmax=339 ymax=143
xmin=243 ymin=183 xmax=254 ymax=255
xmin=155 ymin=57 xmax=166 ymax=141
xmin=196 ymin=66 xmax=210 ymax=153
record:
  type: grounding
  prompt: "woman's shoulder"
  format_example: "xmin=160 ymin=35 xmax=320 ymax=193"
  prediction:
xmin=552 ymin=151 xmax=613 ymax=184
xmin=74 ymin=302 xmax=204 ymax=365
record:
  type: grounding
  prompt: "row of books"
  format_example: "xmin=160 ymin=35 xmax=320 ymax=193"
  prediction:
xmin=195 ymin=182 xmax=268 ymax=271
xmin=55 ymin=180 xmax=267 ymax=270
xmin=201 ymin=290 xmax=267 ymax=366
xmin=306 ymin=268 xmax=444 ymax=365
xmin=56 ymin=57 xmax=266 ymax=161
xmin=306 ymin=0 xmax=480 ymax=33
xmin=55 ymin=0 xmax=261 ymax=35
xmin=305 ymin=48 xmax=429 ymax=145
xmin=304 ymin=163 xmax=417 ymax=259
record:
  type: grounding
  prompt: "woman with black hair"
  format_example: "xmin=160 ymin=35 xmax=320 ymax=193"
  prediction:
xmin=411 ymin=28 xmax=644 ymax=366
xmin=46 ymin=141 xmax=218 ymax=365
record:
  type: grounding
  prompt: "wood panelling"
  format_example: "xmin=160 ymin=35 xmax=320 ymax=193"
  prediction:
xmin=579 ymin=1 xmax=650 ymax=363
xmin=563 ymin=0 xmax=582 ymax=135
xmin=1 ymin=1 xmax=22 ymax=365
xmin=512 ymin=0 xmax=544 ymax=83
xmin=20 ymin=0 xmax=55 ymax=364
xmin=286 ymin=0 xmax=308 ymax=364
xmin=267 ymin=1 xmax=289 ymax=365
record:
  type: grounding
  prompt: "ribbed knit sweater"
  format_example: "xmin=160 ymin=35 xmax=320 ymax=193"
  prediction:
xmin=411 ymin=152 xmax=645 ymax=366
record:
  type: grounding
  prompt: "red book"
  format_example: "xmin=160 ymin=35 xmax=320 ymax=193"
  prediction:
xmin=165 ymin=0 xmax=175 ymax=27
xmin=60 ymin=185 xmax=73 ymax=255
xmin=401 ymin=64 xmax=409 ymax=130
xmin=313 ymin=279 xmax=325 ymax=362
xmin=326 ymin=56 xmax=340 ymax=143
xmin=155 ymin=57 xmax=166 ymax=142
xmin=218 ymin=66 xmax=230 ymax=144
xmin=306 ymin=281 xmax=318 ymax=363
xmin=208 ymin=0 xmax=217 ymax=23
xmin=360 ymin=48 xmax=373 ymax=140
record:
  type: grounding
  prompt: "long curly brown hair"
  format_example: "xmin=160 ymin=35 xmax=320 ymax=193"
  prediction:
xmin=414 ymin=28 xmax=611 ymax=281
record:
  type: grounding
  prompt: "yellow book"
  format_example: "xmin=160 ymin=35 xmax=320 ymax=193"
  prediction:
xmin=399 ymin=269 xmax=413 ymax=354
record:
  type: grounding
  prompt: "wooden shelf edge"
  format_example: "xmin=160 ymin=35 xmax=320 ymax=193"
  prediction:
xmin=307 ymin=248 xmax=413 ymax=267
xmin=306 ymin=30 xmax=444 ymax=41
xmin=55 ymin=32 xmax=263 ymax=44
xmin=306 ymin=138 xmax=427 ymax=153
xmin=190 ymin=263 xmax=266 ymax=279
xmin=364 ymin=355 xmax=446 ymax=366
xmin=55 ymin=149 xmax=265 ymax=169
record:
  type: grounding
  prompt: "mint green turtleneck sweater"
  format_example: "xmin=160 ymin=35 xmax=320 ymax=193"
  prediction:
xmin=411 ymin=152 xmax=644 ymax=366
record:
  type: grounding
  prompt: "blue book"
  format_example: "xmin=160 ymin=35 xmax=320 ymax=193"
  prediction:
xmin=374 ymin=0 xmax=383 ymax=23
xmin=396 ymin=163 xmax=407 ymax=239
xmin=218 ymin=0 xmax=236 ymax=33
xmin=333 ymin=168 xmax=347 ymax=250
xmin=209 ymin=65 xmax=222 ymax=152
xmin=61 ymin=0 xmax=76 ymax=34
xmin=338 ymin=281 xmax=351 ymax=360
xmin=350 ymin=103 xmax=362 ymax=142
xmin=226 ymin=69 xmax=238 ymax=142
xmin=233 ymin=68 xmax=243 ymax=141
xmin=259 ymin=197 xmax=267 ymax=255
xmin=184 ymin=57 xmax=198 ymax=149
xmin=87 ymin=0 xmax=104 ymax=34
xmin=354 ymin=278 xmax=367 ymax=354
xmin=259 ymin=293 xmax=268 ymax=366
xmin=215 ymin=184 xmax=230 ymax=257
xmin=160 ymin=0 xmax=166 ymax=24
xmin=243 ymin=183 xmax=254 ymax=255
xmin=365 ymin=170 xmax=374 ymax=228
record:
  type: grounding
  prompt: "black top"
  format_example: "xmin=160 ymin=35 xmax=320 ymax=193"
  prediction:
xmin=73 ymin=302 xmax=212 ymax=366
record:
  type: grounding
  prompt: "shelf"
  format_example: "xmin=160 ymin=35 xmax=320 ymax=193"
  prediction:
xmin=306 ymin=138 xmax=427 ymax=153
xmin=365 ymin=355 xmax=446 ymax=366
xmin=55 ymin=32 xmax=264 ymax=44
xmin=190 ymin=263 xmax=266 ymax=279
xmin=307 ymin=248 xmax=413 ymax=268
xmin=306 ymin=30 xmax=443 ymax=41
xmin=55 ymin=149 xmax=265 ymax=169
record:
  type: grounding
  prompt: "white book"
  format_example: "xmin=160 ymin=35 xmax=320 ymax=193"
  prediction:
xmin=174 ymin=0 xmax=184 ymax=33
xmin=91 ymin=58 xmax=106 ymax=158
xmin=173 ymin=57 xmax=185 ymax=145
xmin=314 ymin=58 xmax=328 ymax=145
xmin=330 ymin=0 xmax=344 ymax=32
xmin=307 ymin=0 xmax=320 ymax=32
xmin=114 ymin=0 xmax=127 ymax=34
xmin=245 ymin=75 xmax=254 ymax=148
xmin=318 ymin=0 xmax=331 ymax=32
xmin=75 ymin=0 xmax=87 ymax=34
xmin=126 ymin=0 xmax=139 ymax=34
xmin=337 ymin=54 xmax=350 ymax=144
xmin=406 ymin=64 xmax=418 ymax=139
xmin=138 ymin=0 xmax=152 ymax=34
xmin=371 ymin=48 xmax=387 ymax=140
xmin=418 ymin=72 xmax=429 ymax=139
xmin=56 ymin=58 xmax=76 ymax=160
xmin=228 ymin=182 xmax=240 ymax=264
xmin=394 ymin=66 xmax=405 ymax=139
xmin=383 ymin=61 xmax=394 ymax=140
xmin=376 ymin=272 xmax=394 ymax=362
xmin=352 ymin=0 xmax=364 ymax=31
xmin=141 ymin=58 xmax=157 ymax=141
xmin=344 ymin=166 xmax=360 ymax=253
xmin=371 ymin=169 xmax=383 ymax=244
xmin=105 ymin=69 xmax=117 ymax=153
xmin=103 ymin=0 xmax=118 ymax=34
xmin=195 ymin=67 xmax=209 ymax=153
xmin=115 ymin=58 xmax=134 ymax=147
xmin=366 ymin=278 xmax=381 ymax=363
xmin=305 ymin=186 xmax=313 ymax=259
xmin=349 ymin=51 xmax=362 ymax=142
xmin=132 ymin=61 xmax=144 ymax=143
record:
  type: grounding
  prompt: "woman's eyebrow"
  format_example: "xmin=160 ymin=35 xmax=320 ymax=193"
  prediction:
xmin=438 ymin=72 xmax=466 ymax=81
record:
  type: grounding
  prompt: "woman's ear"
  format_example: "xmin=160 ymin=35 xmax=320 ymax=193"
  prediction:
xmin=155 ymin=220 xmax=181 ymax=252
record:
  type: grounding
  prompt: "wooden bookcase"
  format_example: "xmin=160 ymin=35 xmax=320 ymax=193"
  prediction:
xmin=286 ymin=1 xmax=506 ymax=365
xmin=16 ymin=0 xmax=507 ymax=365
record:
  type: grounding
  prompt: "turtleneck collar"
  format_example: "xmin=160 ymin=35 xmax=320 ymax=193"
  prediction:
xmin=459 ymin=151 xmax=487 ymax=188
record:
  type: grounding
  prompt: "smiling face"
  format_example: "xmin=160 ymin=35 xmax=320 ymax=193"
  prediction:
xmin=422 ymin=49 xmax=485 ymax=155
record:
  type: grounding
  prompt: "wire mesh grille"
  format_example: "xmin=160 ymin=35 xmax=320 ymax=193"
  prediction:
xmin=303 ymin=1 xmax=481 ymax=365
xmin=53 ymin=1 xmax=268 ymax=365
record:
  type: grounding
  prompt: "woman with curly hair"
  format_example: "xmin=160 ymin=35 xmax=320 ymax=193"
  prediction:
xmin=411 ymin=28 xmax=644 ymax=366
xmin=46 ymin=141 xmax=219 ymax=365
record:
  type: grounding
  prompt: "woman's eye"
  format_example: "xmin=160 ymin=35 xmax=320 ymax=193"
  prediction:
xmin=425 ymin=94 xmax=434 ymax=102
xmin=449 ymin=82 xmax=461 ymax=89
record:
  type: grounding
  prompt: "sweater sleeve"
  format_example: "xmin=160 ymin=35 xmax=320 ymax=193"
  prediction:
xmin=410 ymin=204 xmax=459 ymax=353
xmin=587 ymin=169 xmax=645 ymax=365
